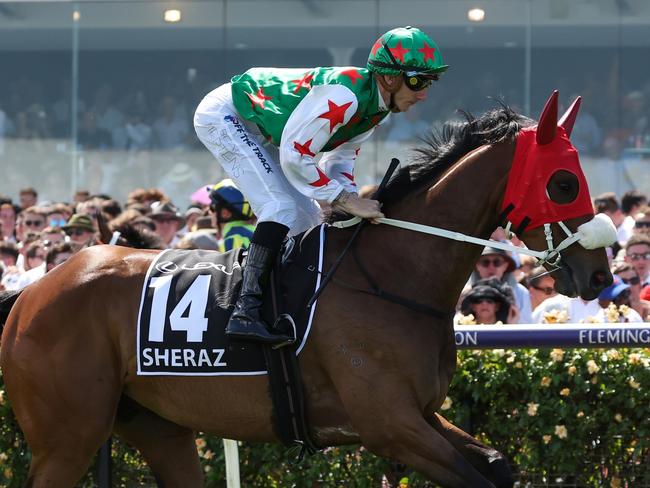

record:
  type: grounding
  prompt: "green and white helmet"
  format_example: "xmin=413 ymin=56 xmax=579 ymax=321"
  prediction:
xmin=367 ymin=26 xmax=449 ymax=76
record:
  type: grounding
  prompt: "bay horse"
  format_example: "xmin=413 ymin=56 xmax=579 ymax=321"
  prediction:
xmin=0 ymin=92 xmax=613 ymax=487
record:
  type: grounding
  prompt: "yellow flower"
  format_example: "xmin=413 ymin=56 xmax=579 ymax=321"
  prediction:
xmin=515 ymin=361 xmax=523 ymax=368
xmin=3 ymin=468 xmax=12 ymax=479
xmin=554 ymin=425 xmax=568 ymax=439
xmin=550 ymin=348 xmax=564 ymax=362
xmin=540 ymin=376 xmax=551 ymax=387
xmin=0 ymin=452 xmax=7 ymax=463
xmin=591 ymin=375 xmax=599 ymax=384
xmin=527 ymin=402 xmax=539 ymax=416
xmin=560 ymin=388 xmax=570 ymax=396
xmin=605 ymin=303 xmax=620 ymax=322
xmin=577 ymin=411 xmax=585 ymax=418
xmin=0 ymin=390 xmax=4 ymax=405
xmin=586 ymin=359 xmax=600 ymax=375
xmin=493 ymin=349 xmax=506 ymax=358
xmin=611 ymin=476 xmax=622 ymax=488
xmin=204 ymin=465 xmax=212 ymax=473
xmin=506 ymin=355 xmax=516 ymax=364
xmin=618 ymin=305 xmax=630 ymax=317
xmin=615 ymin=413 xmax=623 ymax=423
xmin=441 ymin=396 xmax=453 ymax=411
xmin=195 ymin=438 xmax=206 ymax=450
xmin=203 ymin=449 xmax=214 ymax=460
xmin=629 ymin=378 xmax=641 ymax=389
xmin=628 ymin=353 xmax=641 ymax=365
xmin=543 ymin=309 xmax=569 ymax=324
xmin=458 ymin=314 xmax=476 ymax=325
xmin=606 ymin=349 xmax=621 ymax=360
xmin=542 ymin=435 xmax=552 ymax=444
xmin=582 ymin=315 xmax=599 ymax=323
xmin=567 ymin=365 xmax=577 ymax=375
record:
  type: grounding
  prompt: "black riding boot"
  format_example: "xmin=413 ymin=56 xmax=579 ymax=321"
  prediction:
xmin=226 ymin=223 xmax=293 ymax=345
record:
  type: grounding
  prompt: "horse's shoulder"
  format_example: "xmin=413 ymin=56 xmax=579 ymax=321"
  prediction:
xmin=69 ymin=245 xmax=161 ymax=277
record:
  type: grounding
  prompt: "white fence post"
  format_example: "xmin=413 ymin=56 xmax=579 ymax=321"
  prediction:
xmin=223 ymin=439 xmax=241 ymax=488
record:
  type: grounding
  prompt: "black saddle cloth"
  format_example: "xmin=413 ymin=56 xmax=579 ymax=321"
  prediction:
xmin=136 ymin=225 xmax=324 ymax=375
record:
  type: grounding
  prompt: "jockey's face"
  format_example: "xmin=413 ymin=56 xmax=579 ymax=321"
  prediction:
xmin=393 ymin=76 xmax=429 ymax=113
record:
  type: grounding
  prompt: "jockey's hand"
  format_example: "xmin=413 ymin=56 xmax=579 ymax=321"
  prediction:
xmin=332 ymin=190 xmax=384 ymax=223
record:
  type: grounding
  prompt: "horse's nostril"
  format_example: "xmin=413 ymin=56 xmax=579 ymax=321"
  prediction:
xmin=590 ymin=270 xmax=610 ymax=290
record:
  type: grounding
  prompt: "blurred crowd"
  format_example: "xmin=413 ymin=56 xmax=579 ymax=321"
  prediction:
xmin=0 ymin=184 xmax=648 ymax=325
xmin=455 ymin=189 xmax=650 ymax=325
xmin=1 ymin=71 xmax=649 ymax=160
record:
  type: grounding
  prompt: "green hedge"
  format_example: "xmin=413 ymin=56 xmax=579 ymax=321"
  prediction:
xmin=1 ymin=347 xmax=649 ymax=487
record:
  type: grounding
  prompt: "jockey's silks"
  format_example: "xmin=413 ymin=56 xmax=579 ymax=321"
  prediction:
xmin=501 ymin=125 xmax=594 ymax=233
xmin=230 ymin=67 xmax=389 ymax=151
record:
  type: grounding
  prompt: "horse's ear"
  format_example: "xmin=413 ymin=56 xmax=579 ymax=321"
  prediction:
xmin=558 ymin=96 xmax=582 ymax=138
xmin=536 ymin=90 xmax=559 ymax=145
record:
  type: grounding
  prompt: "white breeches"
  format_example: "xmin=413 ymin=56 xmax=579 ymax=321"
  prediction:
xmin=194 ymin=83 xmax=322 ymax=236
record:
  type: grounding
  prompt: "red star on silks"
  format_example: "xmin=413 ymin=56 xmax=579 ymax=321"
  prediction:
xmin=389 ymin=41 xmax=409 ymax=63
xmin=341 ymin=69 xmax=363 ymax=85
xmin=246 ymin=88 xmax=272 ymax=109
xmin=291 ymin=72 xmax=314 ymax=93
xmin=308 ymin=167 xmax=331 ymax=187
xmin=341 ymin=172 xmax=357 ymax=187
xmin=371 ymin=38 xmax=383 ymax=56
xmin=319 ymin=99 xmax=353 ymax=132
xmin=293 ymin=139 xmax=315 ymax=157
xmin=418 ymin=42 xmax=436 ymax=62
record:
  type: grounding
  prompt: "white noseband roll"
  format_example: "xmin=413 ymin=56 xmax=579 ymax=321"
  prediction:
xmin=576 ymin=213 xmax=617 ymax=250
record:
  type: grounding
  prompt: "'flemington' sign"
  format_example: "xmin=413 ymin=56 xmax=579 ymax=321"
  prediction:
xmin=454 ymin=324 xmax=650 ymax=349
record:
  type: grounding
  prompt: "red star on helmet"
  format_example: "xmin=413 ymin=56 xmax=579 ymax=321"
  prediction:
xmin=319 ymin=100 xmax=353 ymax=133
xmin=308 ymin=167 xmax=331 ymax=187
xmin=246 ymin=88 xmax=273 ymax=109
xmin=371 ymin=38 xmax=383 ymax=56
xmin=389 ymin=41 xmax=409 ymax=63
xmin=418 ymin=42 xmax=436 ymax=62
xmin=291 ymin=72 xmax=314 ymax=93
xmin=293 ymin=139 xmax=316 ymax=157
xmin=341 ymin=69 xmax=363 ymax=85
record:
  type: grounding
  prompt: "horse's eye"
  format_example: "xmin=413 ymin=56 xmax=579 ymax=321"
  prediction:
xmin=547 ymin=170 xmax=579 ymax=204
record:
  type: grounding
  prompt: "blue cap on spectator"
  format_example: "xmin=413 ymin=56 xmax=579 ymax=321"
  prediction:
xmin=598 ymin=275 xmax=630 ymax=301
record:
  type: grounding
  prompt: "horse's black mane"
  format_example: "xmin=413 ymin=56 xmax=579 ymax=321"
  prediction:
xmin=380 ymin=103 xmax=533 ymax=204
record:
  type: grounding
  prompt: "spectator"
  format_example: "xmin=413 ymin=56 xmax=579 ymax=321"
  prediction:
xmin=567 ymin=94 xmax=602 ymax=156
xmin=45 ymin=203 xmax=71 ymax=228
xmin=0 ymin=241 xmax=19 ymax=268
xmin=527 ymin=266 xmax=557 ymax=311
xmin=16 ymin=206 xmax=47 ymax=242
xmin=124 ymin=110 xmax=152 ymax=151
xmin=618 ymin=190 xmax=647 ymax=244
xmin=77 ymin=111 xmax=112 ymax=150
xmin=594 ymin=275 xmax=643 ymax=323
xmin=15 ymin=240 xmax=47 ymax=288
xmin=19 ymin=187 xmax=38 ymax=209
xmin=532 ymin=294 xmax=601 ymax=324
xmin=149 ymin=201 xmax=184 ymax=248
xmin=624 ymin=234 xmax=650 ymax=288
xmin=175 ymin=231 xmax=220 ymax=251
xmin=73 ymin=189 xmax=91 ymax=204
xmin=612 ymin=262 xmax=650 ymax=320
xmin=45 ymin=242 xmax=77 ymax=272
xmin=153 ymin=96 xmax=189 ymax=150
xmin=458 ymin=278 xmax=517 ymax=324
xmin=467 ymin=246 xmax=531 ymax=323
xmin=183 ymin=206 xmax=205 ymax=234
xmin=62 ymin=214 xmax=98 ymax=245
xmin=0 ymin=202 xmax=17 ymax=241
xmin=633 ymin=205 xmax=650 ymax=236
xmin=41 ymin=226 xmax=66 ymax=246
xmin=208 ymin=179 xmax=256 ymax=252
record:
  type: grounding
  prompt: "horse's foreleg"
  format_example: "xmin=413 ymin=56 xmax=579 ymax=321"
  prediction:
xmin=357 ymin=409 xmax=496 ymax=488
xmin=428 ymin=413 xmax=514 ymax=488
xmin=113 ymin=395 xmax=203 ymax=488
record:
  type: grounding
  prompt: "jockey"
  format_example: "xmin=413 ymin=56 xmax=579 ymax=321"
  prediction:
xmin=208 ymin=179 xmax=256 ymax=252
xmin=194 ymin=26 xmax=448 ymax=345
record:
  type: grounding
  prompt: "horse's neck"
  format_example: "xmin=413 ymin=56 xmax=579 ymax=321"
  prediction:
xmin=381 ymin=140 xmax=514 ymax=311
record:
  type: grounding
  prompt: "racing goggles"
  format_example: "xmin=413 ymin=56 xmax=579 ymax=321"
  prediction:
xmin=403 ymin=72 xmax=438 ymax=91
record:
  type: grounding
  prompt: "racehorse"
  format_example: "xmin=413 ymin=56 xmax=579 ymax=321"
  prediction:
xmin=0 ymin=92 xmax=613 ymax=487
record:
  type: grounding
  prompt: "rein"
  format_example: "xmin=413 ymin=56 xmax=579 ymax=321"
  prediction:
xmin=333 ymin=216 xmax=582 ymax=269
